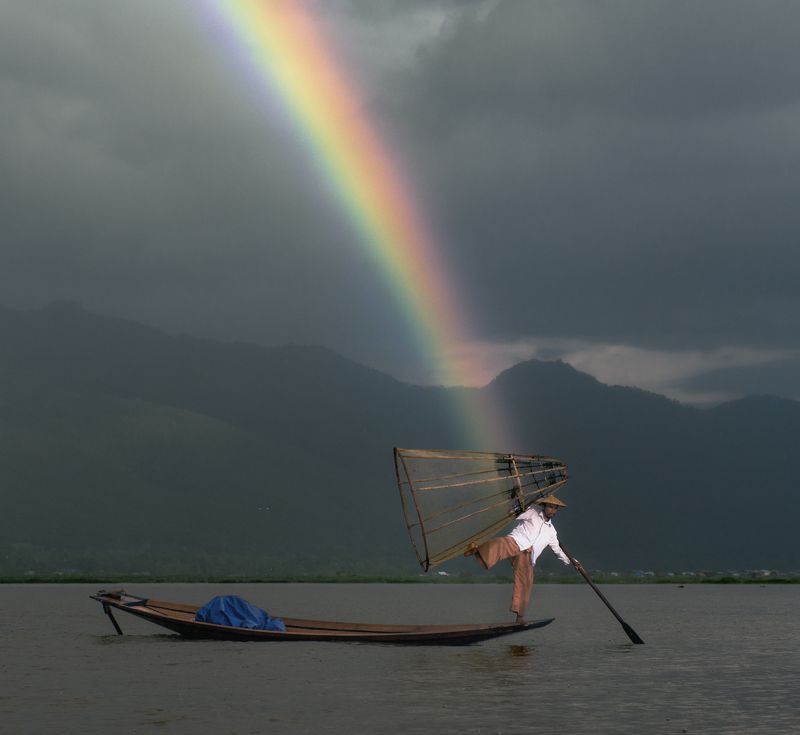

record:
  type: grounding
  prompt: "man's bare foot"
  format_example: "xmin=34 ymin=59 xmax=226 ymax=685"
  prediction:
xmin=515 ymin=614 xmax=525 ymax=624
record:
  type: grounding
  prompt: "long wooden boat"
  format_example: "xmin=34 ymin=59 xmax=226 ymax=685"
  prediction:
xmin=91 ymin=590 xmax=553 ymax=645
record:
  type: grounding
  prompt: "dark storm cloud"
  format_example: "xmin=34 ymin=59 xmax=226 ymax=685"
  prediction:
xmin=404 ymin=1 xmax=800 ymax=122
xmin=387 ymin=0 xmax=800 ymax=353
xmin=0 ymin=0 xmax=404 ymax=350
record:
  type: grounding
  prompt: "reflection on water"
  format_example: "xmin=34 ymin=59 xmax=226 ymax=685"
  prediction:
xmin=507 ymin=644 xmax=531 ymax=657
xmin=2 ymin=583 xmax=799 ymax=734
xmin=452 ymin=643 xmax=538 ymax=676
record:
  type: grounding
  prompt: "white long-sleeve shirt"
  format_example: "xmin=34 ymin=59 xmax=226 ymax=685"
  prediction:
xmin=508 ymin=507 xmax=571 ymax=566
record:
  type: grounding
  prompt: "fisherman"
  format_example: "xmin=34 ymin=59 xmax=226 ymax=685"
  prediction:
xmin=464 ymin=495 xmax=581 ymax=622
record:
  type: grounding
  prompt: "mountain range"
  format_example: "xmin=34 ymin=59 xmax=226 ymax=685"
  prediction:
xmin=1 ymin=302 xmax=797 ymax=575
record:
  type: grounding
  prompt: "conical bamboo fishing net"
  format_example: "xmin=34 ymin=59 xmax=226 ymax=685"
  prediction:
xmin=394 ymin=448 xmax=569 ymax=571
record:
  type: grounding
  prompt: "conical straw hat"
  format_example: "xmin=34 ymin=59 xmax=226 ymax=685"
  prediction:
xmin=535 ymin=494 xmax=568 ymax=507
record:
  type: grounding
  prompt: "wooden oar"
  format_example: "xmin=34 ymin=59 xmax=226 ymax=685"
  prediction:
xmin=559 ymin=542 xmax=645 ymax=645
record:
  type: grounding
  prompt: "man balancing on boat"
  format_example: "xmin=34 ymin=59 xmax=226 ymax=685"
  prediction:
xmin=464 ymin=495 xmax=584 ymax=623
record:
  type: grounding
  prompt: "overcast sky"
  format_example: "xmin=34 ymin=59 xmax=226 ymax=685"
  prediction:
xmin=2 ymin=0 xmax=799 ymax=403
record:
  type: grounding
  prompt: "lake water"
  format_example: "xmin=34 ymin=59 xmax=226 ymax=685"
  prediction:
xmin=1 ymin=583 xmax=798 ymax=734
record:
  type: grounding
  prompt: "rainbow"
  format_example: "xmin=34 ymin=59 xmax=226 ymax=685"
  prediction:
xmin=202 ymin=0 xmax=510 ymax=449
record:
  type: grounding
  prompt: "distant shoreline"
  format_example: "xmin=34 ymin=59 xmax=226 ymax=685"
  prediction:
xmin=1 ymin=574 xmax=797 ymax=585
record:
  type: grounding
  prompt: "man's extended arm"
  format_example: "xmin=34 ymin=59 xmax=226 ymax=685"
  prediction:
xmin=550 ymin=534 xmax=571 ymax=565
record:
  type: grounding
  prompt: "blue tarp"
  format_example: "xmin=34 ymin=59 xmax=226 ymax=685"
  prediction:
xmin=194 ymin=595 xmax=286 ymax=632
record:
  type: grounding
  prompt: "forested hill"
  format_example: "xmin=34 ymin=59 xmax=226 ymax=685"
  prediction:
xmin=1 ymin=302 xmax=797 ymax=575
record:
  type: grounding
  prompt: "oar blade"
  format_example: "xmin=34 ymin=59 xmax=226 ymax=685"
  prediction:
xmin=622 ymin=621 xmax=645 ymax=645
xmin=560 ymin=542 xmax=645 ymax=645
